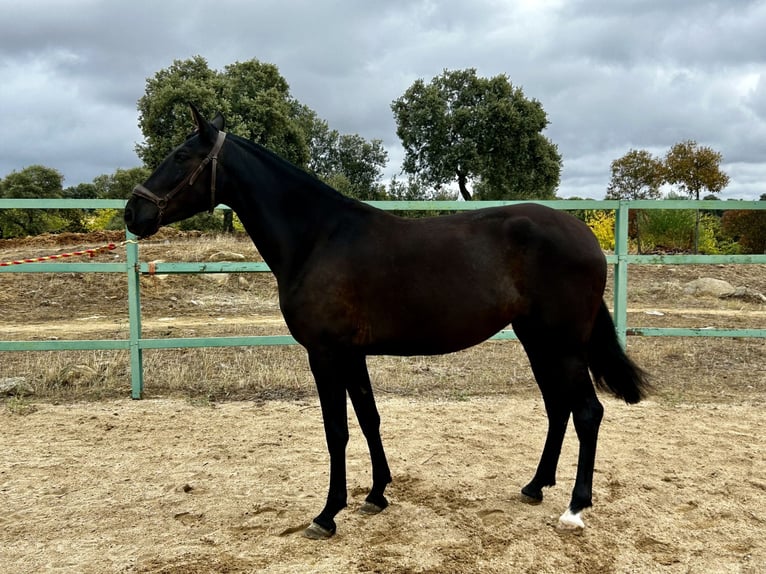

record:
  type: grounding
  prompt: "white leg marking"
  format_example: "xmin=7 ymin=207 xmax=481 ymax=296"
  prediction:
xmin=558 ymin=508 xmax=585 ymax=530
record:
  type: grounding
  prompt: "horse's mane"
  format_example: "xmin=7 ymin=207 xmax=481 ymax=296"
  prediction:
xmin=227 ymin=133 xmax=359 ymax=208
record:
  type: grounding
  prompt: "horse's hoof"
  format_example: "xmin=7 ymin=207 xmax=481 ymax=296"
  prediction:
xmin=556 ymin=508 xmax=585 ymax=532
xmin=303 ymin=521 xmax=335 ymax=540
xmin=358 ymin=501 xmax=385 ymax=515
xmin=520 ymin=486 xmax=543 ymax=505
xmin=519 ymin=492 xmax=543 ymax=505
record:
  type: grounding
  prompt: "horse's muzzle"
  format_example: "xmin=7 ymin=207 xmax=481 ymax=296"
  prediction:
xmin=124 ymin=198 xmax=161 ymax=238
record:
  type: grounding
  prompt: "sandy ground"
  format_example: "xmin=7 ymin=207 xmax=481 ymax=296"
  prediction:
xmin=1 ymin=234 xmax=765 ymax=573
xmin=1 ymin=395 xmax=764 ymax=574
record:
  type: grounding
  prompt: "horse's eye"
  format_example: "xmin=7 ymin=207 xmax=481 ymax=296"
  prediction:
xmin=175 ymin=149 xmax=191 ymax=163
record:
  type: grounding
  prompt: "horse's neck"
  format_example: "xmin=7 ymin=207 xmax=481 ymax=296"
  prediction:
xmin=224 ymin=143 xmax=353 ymax=281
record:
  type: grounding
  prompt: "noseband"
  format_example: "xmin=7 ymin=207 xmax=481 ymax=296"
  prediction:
xmin=132 ymin=130 xmax=227 ymax=220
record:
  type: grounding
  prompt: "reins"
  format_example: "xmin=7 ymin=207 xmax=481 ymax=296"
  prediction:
xmin=132 ymin=130 xmax=227 ymax=221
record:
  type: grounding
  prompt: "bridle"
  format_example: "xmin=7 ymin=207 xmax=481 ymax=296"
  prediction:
xmin=132 ymin=130 xmax=227 ymax=220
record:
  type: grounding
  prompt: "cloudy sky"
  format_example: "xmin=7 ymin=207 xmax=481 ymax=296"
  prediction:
xmin=1 ymin=0 xmax=764 ymax=199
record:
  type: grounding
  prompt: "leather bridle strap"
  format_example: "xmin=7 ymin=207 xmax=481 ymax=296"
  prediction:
xmin=132 ymin=130 xmax=227 ymax=219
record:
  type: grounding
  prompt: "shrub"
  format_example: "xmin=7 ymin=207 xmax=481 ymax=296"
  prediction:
xmin=721 ymin=210 xmax=766 ymax=254
xmin=641 ymin=208 xmax=694 ymax=251
xmin=585 ymin=210 xmax=615 ymax=251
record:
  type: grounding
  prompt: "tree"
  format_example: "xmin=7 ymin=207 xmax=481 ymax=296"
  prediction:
xmin=76 ymin=167 xmax=151 ymax=230
xmin=606 ymin=149 xmax=664 ymax=200
xmin=606 ymin=149 xmax=665 ymax=253
xmin=664 ymin=140 xmax=730 ymax=252
xmin=391 ymin=68 xmax=561 ymax=200
xmin=0 ymin=165 xmax=66 ymax=237
xmin=664 ymin=140 xmax=729 ymax=200
xmin=387 ymin=175 xmax=456 ymax=201
xmin=136 ymin=56 xmax=386 ymax=211
xmin=221 ymin=59 xmax=310 ymax=167
xmin=90 ymin=167 xmax=151 ymax=199
xmin=136 ymin=56 xmax=221 ymax=169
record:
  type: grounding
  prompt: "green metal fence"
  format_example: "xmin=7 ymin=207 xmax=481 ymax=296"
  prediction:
xmin=1 ymin=198 xmax=764 ymax=399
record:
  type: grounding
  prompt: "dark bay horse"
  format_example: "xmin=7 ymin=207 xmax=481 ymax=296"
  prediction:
xmin=125 ymin=105 xmax=649 ymax=539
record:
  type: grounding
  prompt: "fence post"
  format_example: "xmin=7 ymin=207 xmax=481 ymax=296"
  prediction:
xmin=125 ymin=231 xmax=144 ymax=399
xmin=613 ymin=201 xmax=629 ymax=347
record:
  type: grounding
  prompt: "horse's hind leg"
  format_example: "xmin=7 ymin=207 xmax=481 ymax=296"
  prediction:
xmin=346 ymin=356 xmax=392 ymax=514
xmin=515 ymin=323 xmax=604 ymax=528
xmin=518 ymin=351 xmax=573 ymax=504
xmin=563 ymin=381 xmax=604 ymax=529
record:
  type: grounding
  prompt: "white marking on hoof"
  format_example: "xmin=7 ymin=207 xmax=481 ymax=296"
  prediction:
xmin=557 ymin=508 xmax=585 ymax=530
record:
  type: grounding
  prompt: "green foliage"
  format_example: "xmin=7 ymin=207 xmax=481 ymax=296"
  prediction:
xmin=696 ymin=215 xmax=722 ymax=254
xmin=136 ymin=56 xmax=222 ymax=168
xmin=0 ymin=164 xmax=155 ymax=237
xmin=637 ymin=199 xmax=721 ymax=254
xmin=88 ymin=167 xmax=151 ymax=229
xmin=606 ymin=142 xmax=732 ymax=253
xmin=221 ymin=60 xmax=310 ymax=167
xmin=64 ymin=182 xmax=99 ymax=199
xmin=606 ymin=149 xmax=664 ymax=200
xmin=172 ymin=211 xmax=226 ymax=233
xmin=385 ymin=176 xmax=458 ymax=218
xmin=307 ymin=121 xmax=389 ymax=200
xmin=386 ymin=176 xmax=457 ymax=201
xmin=91 ymin=167 xmax=150 ymax=199
xmin=0 ymin=165 xmax=69 ymax=238
xmin=137 ymin=56 xmax=308 ymax=168
xmin=86 ymin=209 xmax=121 ymax=231
xmin=561 ymin=197 xmax=597 ymax=223
xmin=664 ymin=140 xmax=730 ymax=200
xmin=640 ymin=206 xmax=694 ymax=252
xmin=136 ymin=56 xmax=386 ymax=203
xmin=391 ymin=68 xmax=561 ymax=200
xmin=1 ymin=165 xmax=63 ymax=199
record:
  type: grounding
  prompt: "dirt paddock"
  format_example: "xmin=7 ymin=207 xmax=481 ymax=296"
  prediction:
xmin=1 ymin=234 xmax=765 ymax=573
xmin=1 ymin=394 xmax=764 ymax=574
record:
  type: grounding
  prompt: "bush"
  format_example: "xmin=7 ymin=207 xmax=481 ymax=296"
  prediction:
xmin=721 ymin=210 xmax=766 ymax=254
xmin=172 ymin=211 xmax=226 ymax=233
xmin=86 ymin=209 xmax=123 ymax=231
xmin=640 ymin=208 xmax=694 ymax=251
xmin=585 ymin=210 xmax=615 ymax=251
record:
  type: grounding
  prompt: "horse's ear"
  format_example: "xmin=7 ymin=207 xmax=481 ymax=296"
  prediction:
xmin=188 ymin=104 xmax=220 ymax=142
xmin=211 ymin=112 xmax=225 ymax=131
xmin=189 ymin=104 xmax=206 ymax=132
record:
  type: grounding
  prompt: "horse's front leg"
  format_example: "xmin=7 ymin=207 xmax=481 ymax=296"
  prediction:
xmin=304 ymin=351 xmax=350 ymax=540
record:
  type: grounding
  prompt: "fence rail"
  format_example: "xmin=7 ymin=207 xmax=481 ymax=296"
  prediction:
xmin=1 ymin=198 xmax=764 ymax=399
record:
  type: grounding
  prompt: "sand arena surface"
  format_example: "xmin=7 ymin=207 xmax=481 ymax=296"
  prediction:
xmin=1 ymin=396 xmax=763 ymax=573
xmin=1 ymin=233 xmax=764 ymax=572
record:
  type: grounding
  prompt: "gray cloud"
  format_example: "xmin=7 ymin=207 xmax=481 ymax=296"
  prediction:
xmin=1 ymin=0 xmax=764 ymax=199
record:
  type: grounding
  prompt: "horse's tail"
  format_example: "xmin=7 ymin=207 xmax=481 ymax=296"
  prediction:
xmin=588 ymin=300 xmax=650 ymax=404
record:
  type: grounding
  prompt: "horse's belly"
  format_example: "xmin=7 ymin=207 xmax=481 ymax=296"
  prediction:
xmin=363 ymin=310 xmax=511 ymax=356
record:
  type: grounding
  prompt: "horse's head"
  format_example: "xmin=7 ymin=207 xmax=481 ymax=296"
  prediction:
xmin=124 ymin=105 xmax=227 ymax=238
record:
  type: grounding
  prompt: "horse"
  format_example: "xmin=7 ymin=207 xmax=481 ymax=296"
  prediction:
xmin=125 ymin=105 xmax=649 ymax=539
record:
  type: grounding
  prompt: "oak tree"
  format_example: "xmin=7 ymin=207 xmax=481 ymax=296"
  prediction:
xmin=391 ymin=68 xmax=561 ymax=200
xmin=136 ymin=56 xmax=387 ymax=207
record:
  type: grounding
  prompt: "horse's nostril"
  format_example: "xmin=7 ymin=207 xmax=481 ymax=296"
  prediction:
xmin=124 ymin=207 xmax=133 ymax=225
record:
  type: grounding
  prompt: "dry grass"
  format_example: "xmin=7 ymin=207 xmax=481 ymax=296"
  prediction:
xmin=2 ymin=231 xmax=764 ymax=408
xmin=3 ymin=336 xmax=764 ymax=410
